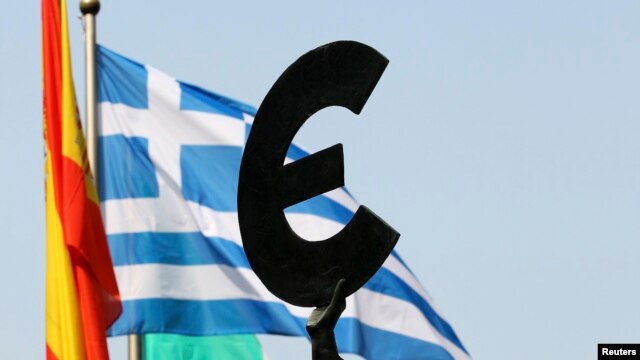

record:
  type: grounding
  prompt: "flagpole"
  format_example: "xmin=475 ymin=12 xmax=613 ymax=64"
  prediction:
xmin=80 ymin=0 xmax=99 ymax=178
xmin=128 ymin=335 xmax=142 ymax=360
xmin=79 ymin=1 xmax=142 ymax=359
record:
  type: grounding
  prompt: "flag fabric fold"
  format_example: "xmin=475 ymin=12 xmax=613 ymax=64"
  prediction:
xmin=43 ymin=1 xmax=121 ymax=359
xmin=97 ymin=45 xmax=469 ymax=360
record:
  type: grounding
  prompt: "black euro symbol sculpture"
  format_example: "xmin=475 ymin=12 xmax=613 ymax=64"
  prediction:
xmin=238 ymin=41 xmax=400 ymax=359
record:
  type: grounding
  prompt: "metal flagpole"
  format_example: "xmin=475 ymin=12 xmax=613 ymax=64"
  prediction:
xmin=79 ymin=0 xmax=99 ymax=176
xmin=79 ymin=0 xmax=142 ymax=359
xmin=128 ymin=335 xmax=142 ymax=360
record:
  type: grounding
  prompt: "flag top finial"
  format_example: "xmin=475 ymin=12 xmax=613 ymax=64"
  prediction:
xmin=79 ymin=0 xmax=100 ymax=15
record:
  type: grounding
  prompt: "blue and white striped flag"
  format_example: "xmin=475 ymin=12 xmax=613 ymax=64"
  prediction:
xmin=97 ymin=45 xmax=470 ymax=360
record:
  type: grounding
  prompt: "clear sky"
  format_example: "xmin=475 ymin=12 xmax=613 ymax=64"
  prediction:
xmin=2 ymin=1 xmax=639 ymax=359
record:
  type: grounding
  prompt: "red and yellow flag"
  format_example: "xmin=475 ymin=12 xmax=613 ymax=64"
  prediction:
xmin=43 ymin=0 xmax=121 ymax=359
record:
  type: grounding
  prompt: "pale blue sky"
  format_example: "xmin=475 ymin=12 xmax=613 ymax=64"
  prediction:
xmin=2 ymin=1 xmax=639 ymax=359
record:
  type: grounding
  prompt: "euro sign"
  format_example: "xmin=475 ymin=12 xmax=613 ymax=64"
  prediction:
xmin=238 ymin=41 xmax=400 ymax=307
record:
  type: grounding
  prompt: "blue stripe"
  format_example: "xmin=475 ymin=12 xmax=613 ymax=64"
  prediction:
xmin=99 ymin=135 xmax=159 ymax=200
xmin=244 ymin=126 xmax=309 ymax=162
xmin=286 ymin=143 xmax=309 ymax=161
xmin=335 ymin=319 xmax=455 ymax=360
xmin=109 ymin=298 xmax=306 ymax=337
xmin=180 ymin=82 xmax=256 ymax=119
xmin=108 ymin=232 xmax=250 ymax=268
xmin=365 ymin=268 xmax=468 ymax=354
xmin=244 ymin=123 xmax=252 ymax=145
xmin=110 ymin=299 xmax=457 ymax=359
xmin=390 ymin=250 xmax=414 ymax=275
xmin=181 ymin=145 xmax=242 ymax=211
xmin=97 ymin=45 xmax=148 ymax=108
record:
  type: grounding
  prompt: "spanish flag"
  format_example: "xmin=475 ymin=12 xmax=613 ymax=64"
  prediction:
xmin=43 ymin=0 xmax=121 ymax=359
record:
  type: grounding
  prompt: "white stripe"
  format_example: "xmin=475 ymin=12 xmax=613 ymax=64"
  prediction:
xmin=102 ymin=197 xmax=200 ymax=234
xmin=175 ymin=109 xmax=245 ymax=145
xmin=383 ymin=257 xmax=436 ymax=310
xmin=187 ymin=203 xmax=241 ymax=244
xmin=98 ymin=103 xmax=148 ymax=137
xmin=382 ymin=256 xmax=455 ymax=325
xmin=116 ymin=263 xmax=280 ymax=302
xmin=284 ymin=213 xmax=346 ymax=241
xmin=349 ymin=289 xmax=471 ymax=360
xmin=104 ymin=198 xmax=350 ymax=245
xmin=322 ymin=188 xmax=359 ymax=214
xmin=98 ymin=103 xmax=244 ymax=145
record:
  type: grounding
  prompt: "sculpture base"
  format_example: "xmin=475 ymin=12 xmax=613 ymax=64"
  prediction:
xmin=306 ymin=279 xmax=346 ymax=360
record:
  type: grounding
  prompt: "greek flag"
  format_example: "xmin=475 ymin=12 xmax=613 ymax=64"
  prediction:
xmin=97 ymin=45 xmax=470 ymax=360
